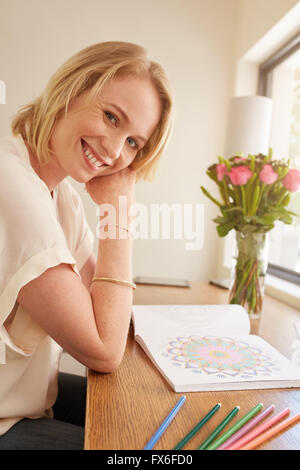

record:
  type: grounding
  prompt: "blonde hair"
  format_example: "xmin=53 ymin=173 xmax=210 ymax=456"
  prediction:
xmin=11 ymin=42 xmax=174 ymax=181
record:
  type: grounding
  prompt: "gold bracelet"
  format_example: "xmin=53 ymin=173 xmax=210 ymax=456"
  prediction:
xmin=110 ymin=224 xmax=133 ymax=236
xmin=98 ymin=224 xmax=134 ymax=238
xmin=91 ymin=276 xmax=136 ymax=290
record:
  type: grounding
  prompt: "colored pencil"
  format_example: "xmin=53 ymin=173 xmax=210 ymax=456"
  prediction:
xmin=226 ymin=407 xmax=289 ymax=450
xmin=219 ymin=404 xmax=275 ymax=450
xmin=173 ymin=403 xmax=221 ymax=450
xmin=143 ymin=395 xmax=186 ymax=450
xmin=198 ymin=406 xmax=240 ymax=450
xmin=206 ymin=402 xmax=263 ymax=450
xmin=239 ymin=411 xmax=300 ymax=450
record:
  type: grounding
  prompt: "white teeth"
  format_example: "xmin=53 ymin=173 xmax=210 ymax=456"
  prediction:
xmin=82 ymin=144 xmax=103 ymax=168
xmin=83 ymin=146 xmax=91 ymax=156
xmin=83 ymin=147 xmax=91 ymax=157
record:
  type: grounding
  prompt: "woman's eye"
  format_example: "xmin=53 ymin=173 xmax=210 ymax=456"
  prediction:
xmin=127 ymin=137 xmax=138 ymax=149
xmin=105 ymin=111 xmax=117 ymax=125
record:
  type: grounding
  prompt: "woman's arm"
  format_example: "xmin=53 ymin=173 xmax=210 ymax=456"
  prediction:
xmin=80 ymin=253 xmax=96 ymax=291
xmin=17 ymin=168 xmax=136 ymax=373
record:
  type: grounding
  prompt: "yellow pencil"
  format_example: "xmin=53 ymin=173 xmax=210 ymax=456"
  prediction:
xmin=240 ymin=412 xmax=300 ymax=450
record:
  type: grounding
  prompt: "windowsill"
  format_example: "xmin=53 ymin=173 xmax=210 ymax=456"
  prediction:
xmin=265 ymin=274 xmax=300 ymax=310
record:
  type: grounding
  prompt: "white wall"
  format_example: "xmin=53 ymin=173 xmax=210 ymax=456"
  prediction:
xmin=0 ymin=0 xmax=297 ymax=282
xmin=234 ymin=0 xmax=300 ymax=96
xmin=235 ymin=0 xmax=299 ymax=60
xmin=215 ymin=0 xmax=300 ymax=280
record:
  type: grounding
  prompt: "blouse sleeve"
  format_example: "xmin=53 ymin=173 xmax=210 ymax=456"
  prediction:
xmin=0 ymin=154 xmax=81 ymax=326
xmin=57 ymin=179 xmax=95 ymax=271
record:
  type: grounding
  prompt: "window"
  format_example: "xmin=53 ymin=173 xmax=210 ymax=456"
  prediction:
xmin=258 ymin=31 xmax=300 ymax=285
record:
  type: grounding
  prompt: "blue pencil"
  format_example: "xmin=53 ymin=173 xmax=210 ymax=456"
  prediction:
xmin=144 ymin=396 xmax=186 ymax=450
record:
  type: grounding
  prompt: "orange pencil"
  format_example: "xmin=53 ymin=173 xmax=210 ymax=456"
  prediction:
xmin=227 ymin=407 xmax=289 ymax=450
xmin=240 ymin=412 xmax=300 ymax=450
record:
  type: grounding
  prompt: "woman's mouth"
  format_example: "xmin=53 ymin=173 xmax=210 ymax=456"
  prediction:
xmin=81 ymin=139 xmax=108 ymax=171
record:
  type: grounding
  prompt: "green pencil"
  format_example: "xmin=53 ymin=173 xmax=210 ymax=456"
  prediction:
xmin=206 ymin=403 xmax=263 ymax=450
xmin=197 ymin=406 xmax=240 ymax=450
xmin=173 ymin=403 xmax=221 ymax=450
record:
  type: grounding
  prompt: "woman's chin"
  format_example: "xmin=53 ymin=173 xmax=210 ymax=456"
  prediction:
xmin=68 ymin=170 xmax=92 ymax=184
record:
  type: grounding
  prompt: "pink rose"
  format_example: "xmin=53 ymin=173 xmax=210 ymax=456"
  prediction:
xmin=259 ymin=164 xmax=278 ymax=184
xmin=234 ymin=157 xmax=247 ymax=162
xmin=282 ymin=169 xmax=300 ymax=192
xmin=227 ymin=166 xmax=253 ymax=185
xmin=216 ymin=163 xmax=227 ymax=182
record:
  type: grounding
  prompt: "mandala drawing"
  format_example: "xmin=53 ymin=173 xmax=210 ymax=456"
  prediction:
xmin=161 ymin=335 xmax=276 ymax=378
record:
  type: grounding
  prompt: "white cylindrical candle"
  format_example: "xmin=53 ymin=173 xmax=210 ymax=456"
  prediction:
xmin=225 ymin=96 xmax=273 ymax=157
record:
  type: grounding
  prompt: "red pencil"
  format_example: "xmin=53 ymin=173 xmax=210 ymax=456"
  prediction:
xmin=239 ymin=412 xmax=300 ymax=450
xmin=227 ymin=407 xmax=290 ymax=450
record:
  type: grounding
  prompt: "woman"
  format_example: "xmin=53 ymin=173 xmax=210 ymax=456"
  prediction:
xmin=0 ymin=41 xmax=173 ymax=449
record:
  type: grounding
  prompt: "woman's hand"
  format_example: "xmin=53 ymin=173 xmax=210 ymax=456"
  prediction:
xmin=85 ymin=167 xmax=136 ymax=207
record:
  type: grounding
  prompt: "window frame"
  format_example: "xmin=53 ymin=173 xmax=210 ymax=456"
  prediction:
xmin=258 ymin=30 xmax=300 ymax=286
xmin=258 ymin=31 xmax=300 ymax=96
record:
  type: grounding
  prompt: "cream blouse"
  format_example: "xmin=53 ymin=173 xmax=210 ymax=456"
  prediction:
xmin=0 ymin=135 xmax=94 ymax=435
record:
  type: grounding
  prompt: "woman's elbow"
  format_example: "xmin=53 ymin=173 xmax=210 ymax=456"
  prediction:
xmin=91 ymin=350 xmax=124 ymax=374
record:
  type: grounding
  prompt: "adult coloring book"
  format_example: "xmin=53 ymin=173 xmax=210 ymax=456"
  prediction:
xmin=131 ymin=305 xmax=300 ymax=392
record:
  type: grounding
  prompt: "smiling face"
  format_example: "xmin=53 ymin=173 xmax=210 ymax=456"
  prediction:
xmin=49 ymin=74 xmax=162 ymax=183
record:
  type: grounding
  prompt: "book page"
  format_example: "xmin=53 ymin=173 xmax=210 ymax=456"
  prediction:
xmin=132 ymin=304 xmax=250 ymax=341
xmin=139 ymin=332 xmax=300 ymax=391
xmin=132 ymin=305 xmax=300 ymax=391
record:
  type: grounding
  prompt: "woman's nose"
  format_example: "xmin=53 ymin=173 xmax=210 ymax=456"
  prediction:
xmin=101 ymin=135 xmax=124 ymax=162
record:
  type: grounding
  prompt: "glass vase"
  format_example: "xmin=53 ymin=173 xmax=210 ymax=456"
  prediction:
xmin=229 ymin=231 xmax=269 ymax=317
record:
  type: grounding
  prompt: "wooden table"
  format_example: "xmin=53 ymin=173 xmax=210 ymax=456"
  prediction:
xmin=84 ymin=281 xmax=300 ymax=450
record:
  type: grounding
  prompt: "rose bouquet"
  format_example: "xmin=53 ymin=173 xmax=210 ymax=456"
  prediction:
xmin=201 ymin=151 xmax=300 ymax=314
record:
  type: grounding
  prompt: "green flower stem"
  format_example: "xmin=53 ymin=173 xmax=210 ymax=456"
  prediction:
xmin=230 ymin=232 xmax=268 ymax=314
xmin=246 ymin=173 xmax=256 ymax=189
xmin=219 ymin=184 xmax=228 ymax=205
xmin=233 ymin=186 xmax=241 ymax=208
xmin=256 ymin=183 xmax=266 ymax=211
xmin=240 ymin=186 xmax=247 ymax=215
xmin=282 ymin=193 xmax=291 ymax=206
xmin=249 ymin=155 xmax=256 ymax=172
xmin=277 ymin=188 xmax=289 ymax=206
xmin=219 ymin=178 xmax=229 ymax=206
xmin=276 ymin=165 xmax=289 ymax=183
xmin=230 ymin=259 xmax=253 ymax=302
xmin=249 ymin=185 xmax=260 ymax=216
xmin=245 ymin=174 xmax=257 ymax=213
xmin=222 ymin=180 xmax=229 ymax=204
xmin=250 ymin=283 xmax=257 ymax=312
xmin=200 ymin=186 xmax=222 ymax=207
xmin=263 ymin=184 xmax=272 ymax=200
